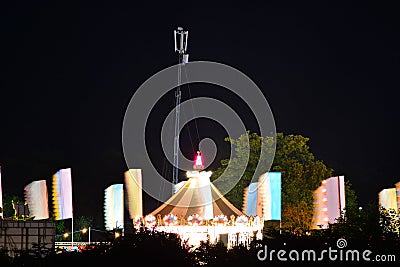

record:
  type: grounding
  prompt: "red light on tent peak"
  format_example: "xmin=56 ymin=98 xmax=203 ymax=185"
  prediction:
xmin=194 ymin=151 xmax=204 ymax=169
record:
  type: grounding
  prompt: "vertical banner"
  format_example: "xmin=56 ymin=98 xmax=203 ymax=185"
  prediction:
xmin=24 ymin=180 xmax=49 ymax=220
xmin=124 ymin=169 xmax=143 ymax=219
xmin=269 ymin=172 xmax=282 ymax=221
xmin=243 ymin=182 xmax=260 ymax=216
xmin=0 ymin=166 xmax=3 ymax=218
xmin=104 ymin=184 xmax=124 ymax=230
xmin=312 ymin=176 xmax=346 ymax=229
xmin=52 ymin=168 xmax=73 ymax=220
xmin=326 ymin=175 xmax=346 ymax=222
xmin=259 ymin=172 xmax=281 ymax=221
xmin=379 ymin=188 xmax=398 ymax=211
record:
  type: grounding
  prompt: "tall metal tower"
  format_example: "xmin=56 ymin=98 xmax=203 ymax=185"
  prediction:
xmin=172 ymin=27 xmax=189 ymax=194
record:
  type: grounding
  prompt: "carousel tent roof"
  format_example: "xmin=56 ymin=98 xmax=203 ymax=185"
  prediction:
xmin=150 ymin=170 xmax=244 ymax=220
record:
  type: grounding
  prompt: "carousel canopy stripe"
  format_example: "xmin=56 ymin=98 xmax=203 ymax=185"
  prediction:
xmin=150 ymin=176 xmax=244 ymax=219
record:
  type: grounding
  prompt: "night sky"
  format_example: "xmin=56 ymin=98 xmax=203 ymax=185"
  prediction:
xmin=1 ymin=3 xmax=399 ymax=226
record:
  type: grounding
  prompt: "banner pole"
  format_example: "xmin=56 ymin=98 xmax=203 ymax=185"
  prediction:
xmin=71 ymin=216 xmax=74 ymax=247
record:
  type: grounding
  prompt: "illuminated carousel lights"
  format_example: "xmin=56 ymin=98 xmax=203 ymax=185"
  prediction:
xmin=134 ymin=215 xmax=142 ymax=227
xmin=252 ymin=215 xmax=263 ymax=227
xmin=213 ymin=214 xmax=228 ymax=225
xmin=187 ymin=214 xmax=203 ymax=226
xmin=235 ymin=215 xmax=249 ymax=226
xmin=134 ymin=213 xmax=264 ymax=249
xmin=144 ymin=214 xmax=157 ymax=227
xmin=163 ymin=213 xmax=179 ymax=226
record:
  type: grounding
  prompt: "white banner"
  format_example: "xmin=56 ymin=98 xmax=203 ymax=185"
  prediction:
xmin=52 ymin=168 xmax=73 ymax=220
xmin=25 ymin=180 xmax=49 ymax=220
xmin=104 ymin=184 xmax=124 ymax=230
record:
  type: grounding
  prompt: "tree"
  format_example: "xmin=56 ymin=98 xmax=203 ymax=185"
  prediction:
xmin=211 ymin=132 xmax=335 ymax=234
xmin=211 ymin=132 xmax=275 ymax=210
xmin=73 ymin=215 xmax=94 ymax=241
xmin=321 ymin=200 xmax=400 ymax=252
xmin=53 ymin=215 xmax=94 ymax=242
xmin=1 ymin=194 xmax=23 ymax=218
xmin=343 ymin=180 xmax=359 ymax=215
xmin=54 ymin=220 xmax=66 ymax=242
xmin=379 ymin=206 xmax=400 ymax=238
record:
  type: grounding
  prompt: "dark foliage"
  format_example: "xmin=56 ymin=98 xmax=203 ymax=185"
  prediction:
xmin=1 ymin=225 xmax=399 ymax=266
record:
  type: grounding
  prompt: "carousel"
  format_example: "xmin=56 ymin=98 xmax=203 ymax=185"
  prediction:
xmin=133 ymin=152 xmax=264 ymax=248
xmin=131 ymin=28 xmax=263 ymax=248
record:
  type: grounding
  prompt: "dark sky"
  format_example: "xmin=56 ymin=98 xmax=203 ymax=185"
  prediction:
xmin=1 ymin=3 xmax=399 ymax=226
